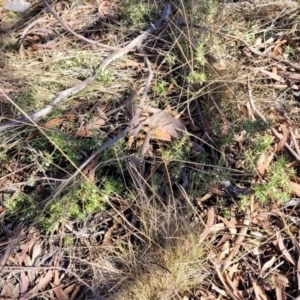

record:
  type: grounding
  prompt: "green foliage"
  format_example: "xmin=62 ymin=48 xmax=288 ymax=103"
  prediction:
xmin=240 ymin=118 xmax=271 ymax=136
xmin=253 ymin=156 xmax=294 ymax=203
xmin=238 ymin=195 xmax=250 ymax=211
xmin=96 ymin=69 xmax=114 ymax=85
xmin=219 ymin=118 xmax=271 ymax=147
xmin=121 ymin=0 xmax=149 ymax=27
xmin=161 ymin=134 xmax=191 ymax=161
xmin=164 ymin=53 xmax=176 ymax=65
xmin=195 ymin=44 xmax=207 ymax=66
xmin=243 ymin=134 xmax=273 ymax=171
xmin=40 ymin=181 xmax=108 ymax=233
xmin=154 ymin=80 xmax=168 ymax=96
xmin=72 ymin=181 xmax=106 ymax=218
xmin=187 ymin=71 xmax=206 ymax=83
xmin=63 ymin=236 xmax=74 ymax=248
xmin=217 ymin=198 xmax=231 ymax=219
xmin=4 ymin=192 xmax=38 ymax=222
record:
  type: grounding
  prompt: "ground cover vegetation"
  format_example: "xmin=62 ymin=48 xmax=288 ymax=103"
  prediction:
xmin=1 ymin=0 xmax=300 ymax=299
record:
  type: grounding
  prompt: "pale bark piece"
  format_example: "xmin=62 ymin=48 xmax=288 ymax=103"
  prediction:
xmin=4 ymin=0 xmax=31 ymax=12
xmin=20 ymin=272 xmax=29 ymax=300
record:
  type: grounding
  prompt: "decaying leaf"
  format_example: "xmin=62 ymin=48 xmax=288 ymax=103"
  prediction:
xmin=288 ymin=180 xmax=300 ymax=197
xmin=51 ymin=270 xmax=69 ymax=300
xmin=75 ymin=118 xmax=106 ymax=137
xmin=275 ymin=125 xmax=289 ymax=153
xmin=27 ymin=270 xmax=53 ymax=296
xmin=143 ymin=108 xmax=185 ymax=140
xmin=256 ymin=150 xmax=275 ymax=175
xmin=260 ymin=256 xmax=276 ymax=276
xmin=274 ymin=232 xmax=295 ymax=266
xmin=19 ymin=272 xmax=29 ymax=300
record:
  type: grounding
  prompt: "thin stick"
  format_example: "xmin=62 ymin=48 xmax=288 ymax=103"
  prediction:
xmin=42 ymin=0 xmax=117 ymax=50
xmin=0 ymin=76 xmax=95 ymax=132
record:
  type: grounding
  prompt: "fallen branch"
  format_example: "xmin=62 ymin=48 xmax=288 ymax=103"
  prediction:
xmin=0 ymin=4 xmax=170 ymax=132
xmin=42 ymin=0 xmax=117 ymax=50
xmin=41 ymin=5 xmax=170 ymax=205
xmin=0 ymin=76 xmax=95 ymax=132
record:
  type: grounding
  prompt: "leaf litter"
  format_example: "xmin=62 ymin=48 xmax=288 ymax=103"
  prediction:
xmin=2 ymin=0 xmax=300 ymax=299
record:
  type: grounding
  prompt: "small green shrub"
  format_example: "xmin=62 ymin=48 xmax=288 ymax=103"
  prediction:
xmin=253 ymin=156 xmax=294 ymax=204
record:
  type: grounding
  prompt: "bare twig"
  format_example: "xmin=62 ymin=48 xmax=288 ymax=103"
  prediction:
xmin=42 ymin=0 xmax=117 ymax=50
xmin=99 ymin=4 xmax=171 ymax=70
xmin=129 ymin=56 xmax=153 ymax=137
xmin=290 ymin=128 xmax=300 ymax=158
xmin=0 ymin=76 xmax=95 ymax=132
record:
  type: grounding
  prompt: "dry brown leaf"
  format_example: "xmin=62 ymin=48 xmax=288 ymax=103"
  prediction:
xmin=44 ymin=116 xmax=76 ymax=128
xmin=275 ymin=286 xmax=286 ymax=300
xmin=256 ymin=150 xmax=275 ymax=175
xmin=211 ymin=282 xmax=227 ymax=297
xmin=270 ymin=45 xmax=283 ymax=58
xmin=298 ymin=245 xmax=300 ymax=297
xmin=82 ymin=153 xmax=101 ymax=182
xmin=23 ymin=254 xmax=32 ymax=266
xmin=70 ymin=287 xmax=81 ymax=300
xmin=18 ymin=235 xmax=37 ymax=265
xmin=251 ymin=277 xmax=268 ymax=300
xmin=27 ymin=270 xmax=53 ymax=295
xmin=228 ymin=263 xmax=239 ymax=280
xmin=274 ymin=231 xmax=295 ymax=265
xmin=260 ymin=256 xmax=276 ymax=276
xmin=152 ymin=128 xmax=172 ymax=141
xmin=145 ymin=109 xmax=185 ymax=139
xmin=288 ymin=180 xmax=300 ymax=197
xmin=218 ymin=240 xmax=230 ymax=261
xmin=275 ymin=125 xmax=289 ymax=153
xmin=223 ymin=272 xmax=244 ymax=300
xmin=44 ymin=117 xmax=65 ymax=128
xmin=1 ymin=281 xmax=20 ymax=299
xmin=223 ymin=209 xmax=251 ymax=271
xmin=25 ymin=130 xmax=40 ymax=141
xmin=63 ymin=283 xmax=76 ymax=295
xmin=51 ymin=282 xmax=69 ymax=300
xmin=31 ymin=242 xmax=42 ymax=265
xmin=75 ymin=118 xmax=106 ymax=137
xmin=197 ymin=192 xmax=213 ymax=203
xmin=218 ymin=215 xmax=237 ymax=237
xmin=20 ymin=272 xmax=29 ymax=300
xmin=199 ymin=207 xmax=215 ymax=242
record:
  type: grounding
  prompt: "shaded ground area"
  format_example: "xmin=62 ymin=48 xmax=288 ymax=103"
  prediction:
xmin=1 ymin=0 xmax=300 ymax=299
